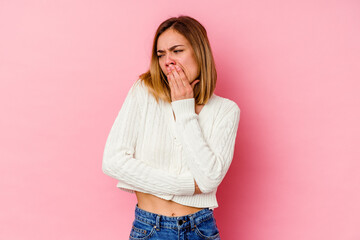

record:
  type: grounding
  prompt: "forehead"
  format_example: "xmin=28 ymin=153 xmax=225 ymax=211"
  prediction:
xmin=157 ymin=29 xmax=190 ymax=49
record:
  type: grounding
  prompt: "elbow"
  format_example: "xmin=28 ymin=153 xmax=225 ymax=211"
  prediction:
xmin=102 ymin=150 xmax=116 ymax=177
xmin=198 ymin=155 xmax=233 ymax=193
xmin=198 ymin=184 xmax=218 ymax=194
xmin=198 ymin=168 xmax=224 ymax=194
xmin=195 ymin=163 xmax=226 ymax=194
xmin=196 ymin=178 xmax=221 ymax=194
xmin=102 ymin=148 xmax=133 ymax=179
xmin=102 ymin=156 xmax=112 ymax=176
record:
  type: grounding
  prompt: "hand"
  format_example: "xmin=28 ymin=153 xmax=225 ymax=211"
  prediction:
xmin=167 ymin=64 xmax=200 ymax=102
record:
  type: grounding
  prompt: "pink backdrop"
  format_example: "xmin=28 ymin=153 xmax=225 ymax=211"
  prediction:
xmin=1 ymin=0 xmax=359 ymax=239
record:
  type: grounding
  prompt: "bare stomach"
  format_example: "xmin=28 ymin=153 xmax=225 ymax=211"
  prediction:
xmin=135 ymin=191 xmax=204 ymax=217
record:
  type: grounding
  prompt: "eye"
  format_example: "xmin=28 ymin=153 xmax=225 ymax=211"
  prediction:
xmin=157 ymin=50 xmax=183 ymax=58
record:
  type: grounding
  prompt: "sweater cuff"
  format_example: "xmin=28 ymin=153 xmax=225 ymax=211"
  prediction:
xmin=178 ymin=171 xmax=195 ymax=195
xmin=171 ymin=98 xmax=196 ymax=122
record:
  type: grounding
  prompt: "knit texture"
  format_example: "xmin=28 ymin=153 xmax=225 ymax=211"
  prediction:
xmin=102 ymin=79 xmax=241 ymax=209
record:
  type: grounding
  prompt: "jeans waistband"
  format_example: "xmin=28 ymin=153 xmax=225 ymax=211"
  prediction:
xmin=134 ymin=204 xmax=214 ymax=230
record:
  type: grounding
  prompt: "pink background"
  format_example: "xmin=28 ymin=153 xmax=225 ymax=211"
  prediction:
xmin=1 ymin=0 xmax=359 ymax=239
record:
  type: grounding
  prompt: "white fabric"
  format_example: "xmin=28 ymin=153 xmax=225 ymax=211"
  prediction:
xmin=102 ymin=79 xmax=241 ymax=209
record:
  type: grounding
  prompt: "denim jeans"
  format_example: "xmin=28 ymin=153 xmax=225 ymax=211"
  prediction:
xmin=129 ymin=204 xmax=221 ymax=240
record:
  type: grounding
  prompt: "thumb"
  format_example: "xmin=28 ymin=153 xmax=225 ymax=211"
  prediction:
xmin=190 ymin=79 xmax=200 ymax=89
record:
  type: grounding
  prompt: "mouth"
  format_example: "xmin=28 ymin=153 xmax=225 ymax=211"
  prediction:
xmin=165 ymin=65 xmax=184 ymax=75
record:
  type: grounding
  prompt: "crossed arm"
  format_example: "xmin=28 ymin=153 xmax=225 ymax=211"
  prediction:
xmin=102 ymin=81 xmax=240 ymax=196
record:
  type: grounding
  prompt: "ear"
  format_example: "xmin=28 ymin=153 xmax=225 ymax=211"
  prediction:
xmin=190 ymin=79 xmax=200 ymax=89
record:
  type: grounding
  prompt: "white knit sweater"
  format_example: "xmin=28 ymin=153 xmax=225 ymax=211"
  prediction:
xmin=102 ymin=79 xmax=241 ymax=209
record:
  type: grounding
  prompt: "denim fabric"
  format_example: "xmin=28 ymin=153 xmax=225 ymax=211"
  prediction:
xmin=129 ymin=204 xmax=221 ymax=240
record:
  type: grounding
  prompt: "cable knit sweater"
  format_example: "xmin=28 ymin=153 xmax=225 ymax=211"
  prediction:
xmin=102 ymin=79 xmax=241 ymax=209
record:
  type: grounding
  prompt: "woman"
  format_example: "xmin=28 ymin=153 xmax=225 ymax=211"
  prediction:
xmin=102 ymin=15 xmax=240 ymax=239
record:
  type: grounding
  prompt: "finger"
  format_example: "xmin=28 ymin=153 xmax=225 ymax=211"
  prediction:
xmin=170 ymin=66 xmax=184 ymax=88
xmin=174 ymin=65 xmax=187 ymax=87
xmin=179 ymin=64 xmax=191 ymax=83
xmin=175 ymin=71 xmax=187 ymax=89
xmin=168 ymin=68 xmax=180 ymax=92
xmin=167 ymin=73 xmax=172 ymax=87
xmin=167 ymin=74 xmax=175 ymax=98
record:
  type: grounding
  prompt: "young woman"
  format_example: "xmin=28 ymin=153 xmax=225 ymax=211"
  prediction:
xmin=102 ymin=15 xmax=241 ymax=239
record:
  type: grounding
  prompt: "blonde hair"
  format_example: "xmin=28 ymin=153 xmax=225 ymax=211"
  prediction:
xmin=138 ymin=15 xmax=217 ymax=104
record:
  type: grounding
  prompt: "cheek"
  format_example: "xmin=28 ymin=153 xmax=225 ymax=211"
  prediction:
xmin=187 ymin=61 xmax=198 ymax=77
xmin=186 ymin=56 xmax=198 ymax=71
xmin=158 ymin=62 xmax=165 ymax=73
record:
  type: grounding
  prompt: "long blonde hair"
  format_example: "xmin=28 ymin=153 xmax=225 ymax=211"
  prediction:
xmin=138 ymin=15 xmax=217 ymax=104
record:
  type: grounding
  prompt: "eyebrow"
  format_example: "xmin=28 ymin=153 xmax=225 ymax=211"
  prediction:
xmin=157 ymin=45 xmax=184 ymax=53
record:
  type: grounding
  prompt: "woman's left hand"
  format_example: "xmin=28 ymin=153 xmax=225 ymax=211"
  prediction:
xmin=167 ymin=64 xmax=200 ymax=102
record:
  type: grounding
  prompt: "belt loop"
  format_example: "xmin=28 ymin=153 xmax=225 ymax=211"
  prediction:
xmin=189 ymin=214 xmax=195 ymax=230
xmin=155 ymin=215 xmax=161 ymax=231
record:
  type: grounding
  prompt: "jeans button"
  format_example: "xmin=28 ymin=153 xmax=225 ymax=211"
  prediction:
xmin=178 ymin=220 xmax=183 ymax=225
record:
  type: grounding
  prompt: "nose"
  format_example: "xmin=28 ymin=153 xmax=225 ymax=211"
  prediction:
xmin=164 ymin=54 xmax=176 ymax=68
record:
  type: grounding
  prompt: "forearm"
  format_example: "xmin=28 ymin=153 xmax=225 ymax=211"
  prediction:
xmin=172 ymin=98 xmax=241 ymax=193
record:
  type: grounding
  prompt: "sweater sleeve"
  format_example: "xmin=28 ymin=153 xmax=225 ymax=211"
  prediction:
xmin=171 ymin=98 xmax=240 ymax=194
xmin=102 ymin=81 xmax=195 ymax=196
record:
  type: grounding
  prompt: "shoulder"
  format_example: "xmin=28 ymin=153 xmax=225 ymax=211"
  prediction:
xmin=130 ymin=78 xmax=146 ymax=93
xmin=128 ymin=78 xmax=149 ymax=100
xmin=211 ymin=93 xmax=241 ymax=117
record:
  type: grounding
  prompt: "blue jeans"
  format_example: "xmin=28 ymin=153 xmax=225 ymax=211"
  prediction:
xmin=129 ymin=204 xmax=221 ymax=240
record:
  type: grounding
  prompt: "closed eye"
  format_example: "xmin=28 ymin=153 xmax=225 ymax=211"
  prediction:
xmin=157 ymin=50 xmax=183 ymax=58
